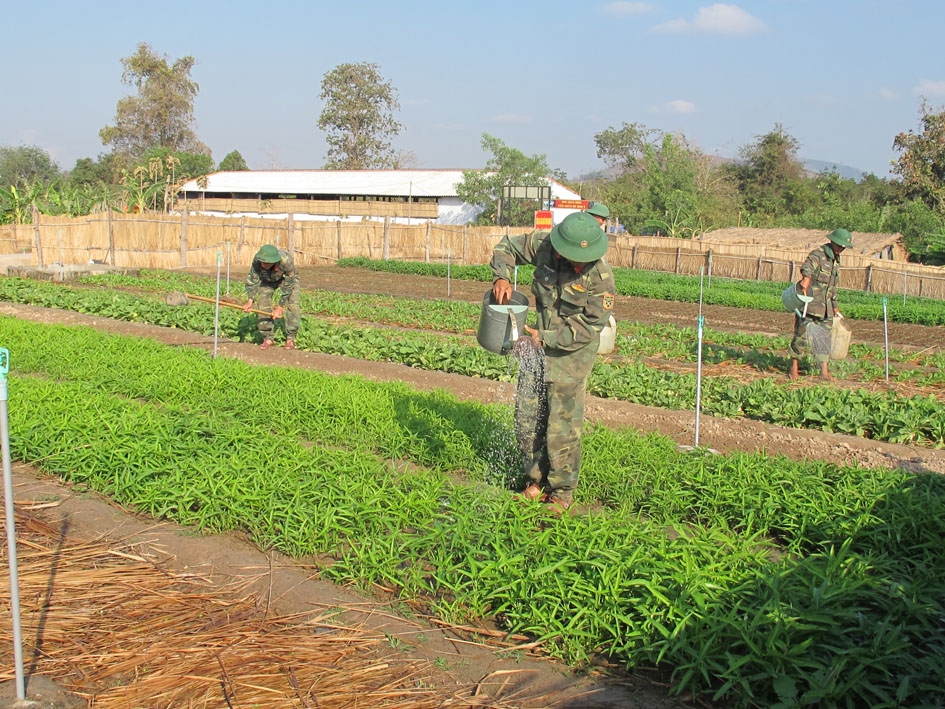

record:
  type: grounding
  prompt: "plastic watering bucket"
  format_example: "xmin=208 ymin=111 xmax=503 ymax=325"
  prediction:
xmin=477 ymin=289 xmax=529 ymax=354
xmin=781 ymin=282 xmax=813 ymax=316
xmin=597 ymin=314 xmax=617 ymax=354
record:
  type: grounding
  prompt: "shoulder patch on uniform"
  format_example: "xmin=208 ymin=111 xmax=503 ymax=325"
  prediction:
xmin=602 ymin=294 xmax=614 ymax=310
xmin=571 ymin=283 xmax=585 ymax=293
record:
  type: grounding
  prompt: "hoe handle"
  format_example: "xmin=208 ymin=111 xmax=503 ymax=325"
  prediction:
xmin=185 ymin=293 xmax=273 ymax=317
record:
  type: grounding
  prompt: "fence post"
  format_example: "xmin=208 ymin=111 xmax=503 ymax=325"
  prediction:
xmin=706 ymin=249 xmax=713 ymax=283
xmin=865 ymin=264 xmax=872 ymax=292
xmin=631 ymin=244 xmax=637 ymax=269
xmin=287 ymin=213 xmax=295 ymax=254
xmin=462 ymin=225 xmax=467 ymax=265
xmin=107 ymin=209 xmax=115 ymax=266
xmin=383 ymin=217 xmax=391 ymax=260
xmin=238 ymin=216 xmax=246 ymax=262
xmin=336 ymin=220 xmax=342 ymax=260
xmin=32 ymin=206 xmax=43 ymax=268
xmin=179 ymin=210 xmax=188 ymax=268
xmin=675 ymin=246 xmax=681 ymax=274
xmin=425 ymin=221 xmax=431 ymax=263
xmin=903 ymin=270 xmax=907 ymax=306
xmin=756 ymin=255 xmax=762 ymax=281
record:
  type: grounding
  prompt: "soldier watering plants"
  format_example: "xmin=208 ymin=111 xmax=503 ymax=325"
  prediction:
xmin=243 ymin=244 xmax=301 ymax=350
xmin=489 ymin=211 xmax=615 ymax=514
xmin=584 ymin=202 xmax=610 ymax=229
xmin=787 ymin=228 xmax=853 ymax=380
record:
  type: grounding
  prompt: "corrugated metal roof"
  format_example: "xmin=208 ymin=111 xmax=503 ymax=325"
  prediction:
xmin=177 ymin=169 xmax=582 ymax=200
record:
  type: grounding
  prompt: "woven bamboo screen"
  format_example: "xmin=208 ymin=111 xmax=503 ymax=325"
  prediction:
xmin=18 ymin=213 xmax=945 ymax=300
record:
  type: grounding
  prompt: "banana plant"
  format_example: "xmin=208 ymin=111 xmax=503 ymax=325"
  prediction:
xmin=0 ymin=183 xmax=44 ymax=224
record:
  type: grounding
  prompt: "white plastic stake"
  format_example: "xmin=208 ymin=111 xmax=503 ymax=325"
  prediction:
xmin=883 ymin=297 xmax=889 ymax=381
xmin=1 ymin=348 xmax=25 ymax=699
xmin=447 ymin=250 xmax=451 ymax=297
xmin=213 ymin=251 xmax=222 ymax=358
xmin=694 ymin=267 xmax=705 ymax=448
xmin=225 ymin=241 xmax=231 ymax=295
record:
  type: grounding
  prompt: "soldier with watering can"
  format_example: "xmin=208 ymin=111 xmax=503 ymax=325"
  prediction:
xmin=788 ymin=228 xmax=853 ymax=380
xmin=490 ymin=211 xmax=616 ymax=514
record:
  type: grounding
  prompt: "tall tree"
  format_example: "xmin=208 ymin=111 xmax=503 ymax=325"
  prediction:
xmin=592 ymin=125 xmax=739 ymax=236
xmin=892 ymin=101 xmax=945 ymax=213
xmin=725 ymin=123 xmax=806 ymax=221
xmin=68 ymin=154 xmax=120 ymax=187
xmin=594 ymin=122 xmax=660 ymax=173
xmin=455 ymin=133 xmax=552 ymax=226
xmin=318 ymin=62 xmax=403 ymax=170
xmin=0 ymin=144 xmax=60 ymax=188
xmin=100 ymin=43 xmax=208 ymax=164
xmin=218 ymin=150 xmax=249 ymax=171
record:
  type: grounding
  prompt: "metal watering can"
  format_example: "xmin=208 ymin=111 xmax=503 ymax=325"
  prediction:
xmin=477 ymin=289 xmax=529 ymax=354
xmin=781 ymin=282 xmax=814 ymax=317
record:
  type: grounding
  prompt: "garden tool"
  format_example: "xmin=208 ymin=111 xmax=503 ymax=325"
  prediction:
xmin=164 ymin=291 xmax=273 ymax=317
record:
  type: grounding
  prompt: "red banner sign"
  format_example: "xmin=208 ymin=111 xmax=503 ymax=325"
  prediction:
xmin=553 ymin=199 xmax=589 ymax=210
xmin=534 ymin=210 xmax=553 ymax=229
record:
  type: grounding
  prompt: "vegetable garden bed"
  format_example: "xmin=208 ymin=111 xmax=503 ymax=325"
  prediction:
xmin=3 ymin=311 xmax=945 ymax=707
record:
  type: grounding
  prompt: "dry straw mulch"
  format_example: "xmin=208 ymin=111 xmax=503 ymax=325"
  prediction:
xmin=0 ymin=507 xmax=535 ymax=708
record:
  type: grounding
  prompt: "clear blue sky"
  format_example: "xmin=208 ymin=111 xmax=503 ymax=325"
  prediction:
xmin=3 ymin=1 xmax=942 ymax=180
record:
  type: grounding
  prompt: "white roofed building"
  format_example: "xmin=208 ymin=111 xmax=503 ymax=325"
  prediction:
xmin=175 ymin=169 xmax=584 ymax=226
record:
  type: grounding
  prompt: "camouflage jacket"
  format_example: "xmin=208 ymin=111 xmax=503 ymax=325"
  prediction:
xmin=800 ymin=243 xmax=840 ymax=318
xmin=245 ymin=249 xmax=299 ymax=305
xmin=490 ymin=230 xmax=615 ymax=353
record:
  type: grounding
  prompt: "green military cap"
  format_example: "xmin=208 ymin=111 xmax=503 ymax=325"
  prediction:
xmin=255 ymin=244 xmax=281 ymax=263
xmin=550 ymin=212 xmax=608 ymax=262
xmin=586 ymin=203 xmax=610 ymax=219
xmin=827 ymin=228 xmax=853 ymax=248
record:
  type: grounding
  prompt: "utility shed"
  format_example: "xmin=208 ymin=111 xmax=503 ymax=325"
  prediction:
xmin=698 ymin=227 xmax=909 ymax=261
xmin=175 ymin=169 xmax=583 ymax=226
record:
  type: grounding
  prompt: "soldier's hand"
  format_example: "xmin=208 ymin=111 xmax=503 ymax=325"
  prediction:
xmin=524 ymin=325 xmax=541 ymax=348
xmin=492 ymin=279 xmax=512 ymax=305
xmin=272 ymin=305 xmax=284 ymax=319
xmin=242 ymin=299 xmax=254 ymax=313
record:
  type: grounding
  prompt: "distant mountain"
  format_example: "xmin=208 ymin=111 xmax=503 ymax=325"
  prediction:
xmin=802 ymin=159 xmax=869 ymax=180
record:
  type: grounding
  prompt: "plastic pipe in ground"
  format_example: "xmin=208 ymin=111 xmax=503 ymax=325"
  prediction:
xmin=1 ymin=348 xmax=25 ymax=699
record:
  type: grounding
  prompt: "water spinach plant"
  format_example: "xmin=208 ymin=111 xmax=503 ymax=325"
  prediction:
xmin=4 ymin=315 xmax=945 ymax=708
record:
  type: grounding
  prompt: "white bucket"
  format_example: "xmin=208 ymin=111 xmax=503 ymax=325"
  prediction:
xmin=830 ymin=319 xmax=852 ymax=360
xmin=598 ymin=314 xmax=617 ymax=355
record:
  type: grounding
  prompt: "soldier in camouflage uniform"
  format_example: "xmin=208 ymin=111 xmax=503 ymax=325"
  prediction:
xmin=490 ymin=211 xmax=615 ymax=513
xmin=585 ymin=202 xmax=610 ymax=228
xmin=243 ymin=244 xmax=301 ymax=350
xmin=788 ymin=228 xmax=852 ymax=380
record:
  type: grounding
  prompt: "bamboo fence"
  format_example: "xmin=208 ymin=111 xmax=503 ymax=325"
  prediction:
xmin=2 ymin=210 xmax=945 ymax=300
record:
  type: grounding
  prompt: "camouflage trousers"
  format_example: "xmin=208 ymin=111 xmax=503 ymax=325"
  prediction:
xmin=253 ymin=286 xmax=301 ymax=339
xmin=788 ymin=313 xmax=832 ymax=363
xmin=514 ymin=346 xmax=595 ymax=502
